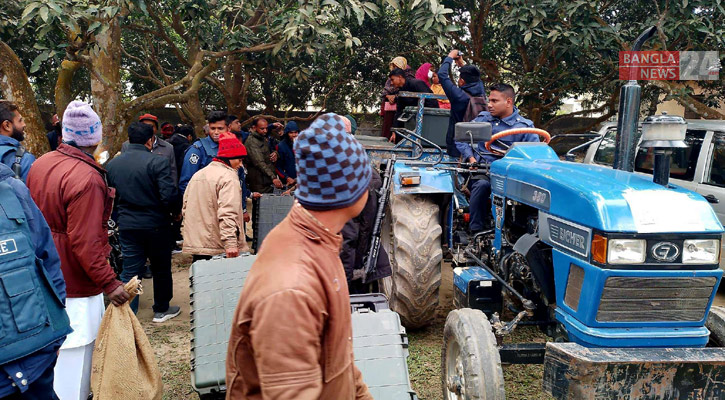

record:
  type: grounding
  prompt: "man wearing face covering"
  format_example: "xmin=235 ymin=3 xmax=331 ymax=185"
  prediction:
xmin=0 ymin=101 xmax=36 ymax=183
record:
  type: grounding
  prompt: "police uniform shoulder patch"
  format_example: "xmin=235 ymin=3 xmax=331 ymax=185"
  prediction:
xmin=189 ymin=153 xmax=200 ymax=165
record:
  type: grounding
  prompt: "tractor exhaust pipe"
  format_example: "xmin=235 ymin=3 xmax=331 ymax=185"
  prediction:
xmin=612 ymin=26 xmax=658 ymax=172
xmin=653 ymin=149 xmax=672 ymax=186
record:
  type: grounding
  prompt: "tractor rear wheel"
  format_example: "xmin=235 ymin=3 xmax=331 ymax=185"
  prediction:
xmin=706 ymin=306 xmax=725 ymax=347
xmin=442 ymin=308 xmax=505 ymax=400
xmin=380 ymin=194 xmax=442 ymax=329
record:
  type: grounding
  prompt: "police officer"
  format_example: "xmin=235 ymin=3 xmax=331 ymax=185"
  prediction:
xmin=455 ymin=83 xmax=539 ymax=233
xmin=179 ymin=111 xmax=227 ymax=195
xmin=0 ymin=162 xmax=71 ymax=399
xmin=0 ymin=101 xmax=35 ymax=183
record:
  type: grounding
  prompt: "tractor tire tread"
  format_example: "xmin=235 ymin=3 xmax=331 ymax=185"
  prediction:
xmin=442 ymin=308 xmax=505 ymax=400
xmin=385 ymin=194 xmax=442 ymax=329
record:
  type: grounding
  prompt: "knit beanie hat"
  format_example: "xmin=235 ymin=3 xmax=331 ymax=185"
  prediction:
xmin=62 ymin=100 xmax=102 ymax=147
xmin=216 ymin=132 xmax=247 ymax=159
xmin=284 ymin=121 xmax=299 ymax=134
xmin=459 ymin=65 xmax=481 ymax=84
xmin=294 ymin=113 xmax=371 ymax=211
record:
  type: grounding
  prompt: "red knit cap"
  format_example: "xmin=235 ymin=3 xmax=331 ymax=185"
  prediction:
xmin=217 ymin=132 xmax=247 ymax=159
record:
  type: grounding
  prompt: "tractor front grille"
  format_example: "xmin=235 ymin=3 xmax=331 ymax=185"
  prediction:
xmin=596 ymin=276 xmax=717 ymax=323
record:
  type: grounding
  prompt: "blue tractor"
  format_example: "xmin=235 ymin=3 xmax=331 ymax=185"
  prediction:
xmin=441 ymin=26 xmax=725 ymax=400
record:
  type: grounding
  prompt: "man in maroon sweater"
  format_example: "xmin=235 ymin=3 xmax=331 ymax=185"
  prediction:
xmin=27 ymin=101 xmax=128 ymax=400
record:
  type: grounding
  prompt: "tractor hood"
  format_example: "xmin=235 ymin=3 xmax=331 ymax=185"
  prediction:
xmin=489 ymin=143 xmax=723 ymax=233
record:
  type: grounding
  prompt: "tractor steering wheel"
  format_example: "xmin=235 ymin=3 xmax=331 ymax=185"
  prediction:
xmin=484 ymin=128 xmax=552 ymax=156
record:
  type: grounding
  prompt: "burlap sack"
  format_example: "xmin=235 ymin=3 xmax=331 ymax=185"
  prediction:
xmin=90 ymin=277 xmax=163 ymax=399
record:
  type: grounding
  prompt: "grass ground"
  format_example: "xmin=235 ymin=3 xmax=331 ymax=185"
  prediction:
xmin=407 ymin=319 xmax=552 ymax=400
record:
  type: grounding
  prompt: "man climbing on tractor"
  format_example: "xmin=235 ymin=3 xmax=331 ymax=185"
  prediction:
xmin=455 ymin=83 xmax=538 ymax=233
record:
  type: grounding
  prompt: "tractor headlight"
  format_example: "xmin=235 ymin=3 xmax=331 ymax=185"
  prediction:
xmin=683 ymin=239 xmax=720 ymax=264
xmin=608 ymin=239 xmax=646 ymax=264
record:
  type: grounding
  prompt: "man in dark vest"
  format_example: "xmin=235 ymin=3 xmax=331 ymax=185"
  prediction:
xmin=0 ymin=162 xmax=71 ymax=399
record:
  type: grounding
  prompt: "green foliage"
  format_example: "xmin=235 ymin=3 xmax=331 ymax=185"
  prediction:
xmin=442 ymin=0 xmax=725 ymax=125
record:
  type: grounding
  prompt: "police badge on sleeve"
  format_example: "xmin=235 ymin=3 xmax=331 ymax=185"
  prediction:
xmin=189 ymin=153 xmax=200 ymax=165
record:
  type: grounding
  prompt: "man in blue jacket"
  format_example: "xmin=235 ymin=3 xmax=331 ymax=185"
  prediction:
xmin=437 ymin=50 xmax=487 ymax=157
xmin=0 ymin=101 xmax=36 ymax=183
xmin=0 ymin=162 xmax=71 ymax=399
xmin=455 ymin=83 xmax=539 ymax=233
xmin=179 ymin=111 xmax=226 ymax=195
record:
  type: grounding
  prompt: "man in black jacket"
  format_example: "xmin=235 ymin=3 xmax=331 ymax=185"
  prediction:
xmin=388 ymin=68 xmax=439 ymax=142
xmin=107 ymin=122 xmax=181 ymax=322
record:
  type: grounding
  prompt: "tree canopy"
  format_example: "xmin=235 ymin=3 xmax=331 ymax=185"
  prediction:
xmin=0 ymin=0 xmax=722 ymax=155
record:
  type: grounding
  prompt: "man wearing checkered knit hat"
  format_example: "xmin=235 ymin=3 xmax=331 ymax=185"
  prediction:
xmin=226 ymin=113 xmax=373 ymax=400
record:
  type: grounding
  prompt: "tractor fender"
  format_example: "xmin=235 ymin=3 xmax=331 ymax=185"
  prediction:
xmin=391 ymin=164 xmax=455 ymax=195
xmin=513 ymin=233 xmax=555 ymax=303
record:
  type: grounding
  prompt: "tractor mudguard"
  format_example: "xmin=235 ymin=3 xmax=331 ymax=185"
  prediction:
xmin=543 ymin=342 xmax=725 ymax=399
xmin=512 ymin=234 xmax=555 ymax=304
xmin=391 ymin=163 xmax=454 ymax=195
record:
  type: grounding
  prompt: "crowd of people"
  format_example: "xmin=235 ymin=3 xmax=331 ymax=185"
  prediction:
xmin=0 ymin=47 xmax=538 ymax=399
xmin=0 ymin=94 xmax=379 ymax=398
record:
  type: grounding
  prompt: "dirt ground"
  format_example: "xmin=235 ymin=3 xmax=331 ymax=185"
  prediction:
xmin=140 ymin=254 xmax=725 ymax=400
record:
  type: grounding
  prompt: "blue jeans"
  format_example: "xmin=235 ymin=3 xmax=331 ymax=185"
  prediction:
xmin=1 ymin=362 xmax=59 ymax=400
xmin=469 ymin=178 xmax=491 ymax=232
xmin=119 ymin=228 xmax=173 ymax=314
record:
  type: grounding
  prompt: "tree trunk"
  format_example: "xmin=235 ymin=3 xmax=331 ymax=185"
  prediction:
xmin=185 ymin=93 xmax=207 ymax=137
xmin=0 ymin=40 xmax=49 ymax=155
xmin=55 ymin=59 xmax=82 ymax=118
xmin=89 ymin=18 xmax=125 ymax=156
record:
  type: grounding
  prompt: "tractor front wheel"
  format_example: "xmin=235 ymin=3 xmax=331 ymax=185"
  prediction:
xmin=380 ymin=194 xmax=442 ymax=329
xmin=442 ymin=308 xmax=505 ymax=400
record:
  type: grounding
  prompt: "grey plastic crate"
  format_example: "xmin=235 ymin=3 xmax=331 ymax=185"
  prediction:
xmin=190 ymin=258 xmax=417 ymax=400
xmin=251 ymin=194 xmax=295 ymax=252
xmin=402 ymin=106 xmax=451 ymax=148
xmin=352 ymin=308 xmax=417 ymax=400
xmin=189 ymin=255 xmax=256 ymax=397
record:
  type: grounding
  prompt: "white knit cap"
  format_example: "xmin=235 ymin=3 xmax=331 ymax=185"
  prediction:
xmin=62 ymin=100 xmax=102 ymax=146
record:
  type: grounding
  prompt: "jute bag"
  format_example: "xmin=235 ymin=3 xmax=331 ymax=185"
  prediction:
xmin=90 ymin=277 xmax=163 ymax=399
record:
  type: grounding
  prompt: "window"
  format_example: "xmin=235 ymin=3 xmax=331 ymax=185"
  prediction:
xmin=634 ymin=130 xmax=706 ymax=182
xmin=593 ymin=128 xmax=643 ymax=167
xmin=706 ymin=131 xmax=725 ymax=187
xmin=593 ymin=128 xmax=617 ymax=166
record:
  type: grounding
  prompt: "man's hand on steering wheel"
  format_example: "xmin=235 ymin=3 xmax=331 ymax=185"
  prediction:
xmin=484 ymin=128 xmax=552 ymax=156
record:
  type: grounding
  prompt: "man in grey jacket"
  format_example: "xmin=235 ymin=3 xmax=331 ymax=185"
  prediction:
xmin=121 ymin=113 xmax=178 ymax=184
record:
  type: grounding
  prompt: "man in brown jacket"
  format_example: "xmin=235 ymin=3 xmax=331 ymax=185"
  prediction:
xmin=243 ymin=117 xmax=283 ymax=193
xmin=183 ymin=132 xmax=249 ymax=261
xmin=27 ymin=100 xmax=129 ymax=400
xmin=226 ymin=114 xmax=373 ymax=400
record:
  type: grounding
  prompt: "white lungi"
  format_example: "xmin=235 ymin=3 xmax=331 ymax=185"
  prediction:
xmin=53 ymin=293 xmax=105 ymax=400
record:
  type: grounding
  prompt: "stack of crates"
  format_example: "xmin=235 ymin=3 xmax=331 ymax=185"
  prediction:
xmin=189 ymin=259 xmax=418 ymax=399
